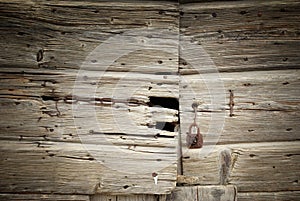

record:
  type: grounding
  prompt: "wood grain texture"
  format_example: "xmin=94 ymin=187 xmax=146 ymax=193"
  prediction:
xmin=166 ymin=185 xmax=237 ymax=201
xmin=0 ymin=140 xmax=176 ymax=195
xmin=0 ymin=194 xmax=90 ymax=201
xmin=0 ymin=0 xmax=179 ymax=195
xmin=181 ymin=141 xmax=300 ymax=192
xmin=91 ymin=194 xmax=166 ymax=201
xmin=179 ymin=0 xmax=300 ymax=74
xmin=179 ymin=1 xmax=300 ymax=200
xmin=180 ymin=70 xmax=300 ymax=145
xmin=238 ymin=191 xmax=300 ymax=201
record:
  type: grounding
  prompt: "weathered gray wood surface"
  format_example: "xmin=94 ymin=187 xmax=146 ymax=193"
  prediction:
xmin=238 ymin=191 xmax=300 ymax=201
xmin=179 ymin=0 xmax=300 ymax=200
xmin=166 ymin=185 xmax=237 ymax=201
xmin=0 ymin=0 xmax=179 ymax=196
xmin=0 ymin=194 xmax=90 ymax=201
xmin=1 ymin=0 xmax=300 ymax=200
xmin=90 ymin=185 xmax=236 ymax=201
xmin=179 ymin=141 xmax=300 ymax=191
xmin=91 ymin=194 xmax=167 ymax=201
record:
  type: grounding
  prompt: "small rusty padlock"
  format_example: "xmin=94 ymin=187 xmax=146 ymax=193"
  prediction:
xmin=187 ymin=122 xmax=203 ymax=149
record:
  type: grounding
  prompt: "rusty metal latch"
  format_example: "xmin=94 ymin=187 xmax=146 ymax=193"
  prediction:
xmin=186 ymin=102 xmax=203 ymax=149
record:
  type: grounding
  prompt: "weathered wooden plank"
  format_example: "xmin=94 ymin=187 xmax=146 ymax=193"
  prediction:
xmin=90 ymin=194 xmax=166 ymax=201
xmin=0 ymin=97 xmax=177 ymax=141
xmin=0 ymin=140 xmax=177 ymax=195
xmin=0 ymin=193 xmax=90 ymax=201
xmin=180 ymin=70 xmax=300 ymax=112
xmin=166 ymin=185 xmax=237 ymax=201
xmin=179 ymin=0 xmax=300 ymax=74
xmin=181 ymin=141 xmax=300 ymax=192
xmin=179 ymin=69 xmax=300 ymax=145
xmin=0 ymin=71 xmax=178 ymax=103
xmin=238 ymin=191 xmax=300 ymax=201
xmin=0 ymin=194 xmax=90 ymax=201
xmin=0 ymin=0 xmax=178 ymax=72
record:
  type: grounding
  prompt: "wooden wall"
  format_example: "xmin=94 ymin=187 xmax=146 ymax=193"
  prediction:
xmin=179 ymin=0 xmax=300 ymax=200
xmin=0 ymin=0 xmax=299 ymax=200
xmin=0 ymin=0 xmax=179 ymax=198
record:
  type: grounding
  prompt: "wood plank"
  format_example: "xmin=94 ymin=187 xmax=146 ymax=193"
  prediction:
xmin=0 ymin=140 xmax=176 ymax=195
xmin=238 ymin=191 xmax=300 ymax=201
xmin=0 ymin=194 xmax=90 ymax=201
xmin=0 ymin=0 xmax=179 ymax=195
xmin=166 ymin=185 xmax=237 ymax=201
xmin=0 ymin=0 xmax=178 ymax=72
xmin=179 ymin=0 xmax=300 ymax=74
xmin=179 ymin=69 xmax=300 ymax=145
xmin=90 ymin=194 xmax=166 ymax=201
xmin=180 ymin=70 xmax=300 ymax=112
xmin=180 ymin=141 xmax=300 ymax=192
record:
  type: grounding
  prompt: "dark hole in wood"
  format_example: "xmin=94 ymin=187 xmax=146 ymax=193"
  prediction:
xmin=123 ymin=185 xmax=130 ymax=189
xmin=211 ymin=12 xmax=217 ymax=17
xmin=156 ymin=122 xmax=175 ymax=132
xmin=240 ymin=10 xmax=248 ymax=15
xmin=148 ymin=96 xmax=179 ymax=110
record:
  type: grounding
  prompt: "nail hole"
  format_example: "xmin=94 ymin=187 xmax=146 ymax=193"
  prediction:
xmin=157 ymin=60 xmax=163 ymax=64
xmin=286 ymin=128 xmax=292 ymax=131
xmin=280 ymin=8 xmax=286 ymax=12
xmin=282 ymin=82 xmax=289 ymax=85
xmin=248 ymin=129 xmax=255 ymax=132
xmin=158 ymin=10 xmax=165 ymax=15
xmin=180 ymin=11 xmax=184 ymax=16
xmin=282 ymin=58 xmax=288 ymax=62
xmin=123 ymin=185 xmax=130 ymax=189
xmin=240 ymin=11 xmax=248 ymax=15
xmin=249 ymin=154 xmax=256 ymax=158
xmin=243 ymin=57 xmax=248 ymax=61
xmin=211 ymin=12 xmax=217 ymax=17
xmin=36 ymin=49 xmax=44 ymax=62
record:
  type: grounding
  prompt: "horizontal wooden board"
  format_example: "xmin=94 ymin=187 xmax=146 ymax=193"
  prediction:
xmin=179 ymin=0 xmax=300 ymax=74
xmin=179 ymin=69 xmax=300 ymax=144
xmin=0 ymin=140 xmax=176 ymax=195
xmin=0 ymin=0 xmax=178 ymax=73
xmin=180 ymin=70 xmax=300 ymax=112
xmin=91 ymin=194 xmax=167 ymax=201
xmin=166 ymin=185 xmax=237 ymax=201
xmin=0 ymin=194 xmax=90 ymax=201
xmin=181 ymin=141 xmax=300 ymax=192
xmin=238 ymin=191 xmax=300 ymax=201
xmin=0 ymin=97 xmax=178 ymax=141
